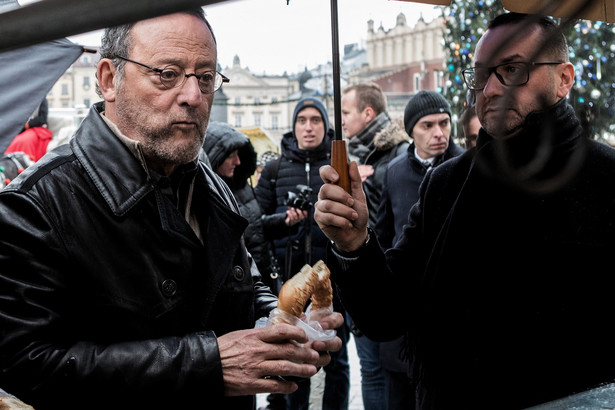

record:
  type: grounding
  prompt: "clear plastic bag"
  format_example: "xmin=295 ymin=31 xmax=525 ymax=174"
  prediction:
xmin=267 ymin=303 xmax=337 ymax=342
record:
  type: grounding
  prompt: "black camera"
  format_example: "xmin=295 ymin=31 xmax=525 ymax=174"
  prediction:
xmin=284 ymin=184 xmax=313 ymax=211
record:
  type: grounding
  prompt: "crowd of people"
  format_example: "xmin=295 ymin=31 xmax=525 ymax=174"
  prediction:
xmin=1 ymin=8 xmax=615 ymax=410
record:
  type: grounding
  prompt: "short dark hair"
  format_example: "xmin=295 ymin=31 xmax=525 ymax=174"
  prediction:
xmin=488 ymin=13 xmax=569 ymax=62
xmin=343 ymin=83 xmax=387 ymax=116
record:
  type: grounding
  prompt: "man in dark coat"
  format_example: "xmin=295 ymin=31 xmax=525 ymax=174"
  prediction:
xmin=376 ymin=91 xmax=465 ymax=250
xmin=256 ymin=97 xmax=350 ymax=410
xmin=314 ymin=13 xmax=615 ymax=410
xmin=343 ymin=83 xmax=410 ymax=228
xmin=0 ymin=11 xmax=342 ymax=410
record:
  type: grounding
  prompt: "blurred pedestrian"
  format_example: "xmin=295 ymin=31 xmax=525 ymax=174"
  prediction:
xmin=0 ymin=11 xmax=343 ymax=410
xmin=340 ymin=82 xmax=410 ymax=410
xmin=256 ymin=150 xmax=280 ymax=184
xmin=23 ymin=97 xmax=49 ymax=131
xmin=5 ymin=98 xmax=52 ymax=161
xmin=256 ymin=97 xmax=350 ymax=410
xmin=314 ymin=12 xmax=615 ymax=409
xmin=458 ymin=104 xmax=481 ymax=148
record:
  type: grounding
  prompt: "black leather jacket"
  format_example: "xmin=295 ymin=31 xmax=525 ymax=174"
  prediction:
xmin=0 ymin=102 xmax=277 ymax=409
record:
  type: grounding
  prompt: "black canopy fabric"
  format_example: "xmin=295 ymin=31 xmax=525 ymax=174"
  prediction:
xmin=0 ymin=0 xmax=84 ymax=153
xmin=0 ymin=38 xmax=84 ymax=153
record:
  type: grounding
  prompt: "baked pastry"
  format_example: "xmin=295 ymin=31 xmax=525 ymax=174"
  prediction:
xmin=310 ymin=260 xmax=332 ymax=310
xmin=276 ymin=263 xmax=318 ymax=318
xmin=275 ymin=260 xmax=333 ymax=322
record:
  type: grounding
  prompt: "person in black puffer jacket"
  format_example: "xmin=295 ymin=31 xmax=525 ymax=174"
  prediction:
xmin=202 ymin=122 xmax=290 ymax=294
xmin=255 ymin=97 xmax=350 ymax=410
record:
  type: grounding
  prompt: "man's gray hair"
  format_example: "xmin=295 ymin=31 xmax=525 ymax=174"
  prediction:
xmin=96 ymin=8 xmax=214 ymax=98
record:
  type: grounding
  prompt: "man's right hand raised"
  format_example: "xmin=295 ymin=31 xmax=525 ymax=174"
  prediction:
xmin=314 ymin=161 xmax=369 ymax=253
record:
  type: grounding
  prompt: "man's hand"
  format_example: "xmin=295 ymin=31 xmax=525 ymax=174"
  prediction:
xmin=315 ymin=161 xmax=369 ymax=252
xmin=357 ymin=164 xmax=374 ymax=182
xmin=285 ymin=207 xmax=307 ymax=226
xmin=218 ymin=325 xmax=320 ymax=396
xmin=309 ymin=310 xmax=344 ymax=367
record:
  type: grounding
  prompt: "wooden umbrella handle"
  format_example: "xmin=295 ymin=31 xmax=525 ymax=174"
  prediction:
xmin=331 ymin=140 xmax=350 ymax=193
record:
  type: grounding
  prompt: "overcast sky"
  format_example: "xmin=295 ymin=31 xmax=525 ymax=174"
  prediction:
xmin=19 ymin=0 xmax=443 ymax=76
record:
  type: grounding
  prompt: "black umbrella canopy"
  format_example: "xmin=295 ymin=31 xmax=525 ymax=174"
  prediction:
xmin=0 ymin=0 xmax=228 ymax=52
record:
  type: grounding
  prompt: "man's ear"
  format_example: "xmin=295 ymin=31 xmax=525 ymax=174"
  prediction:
xmin=97 ymin=58 xmax=117 ymax=102
xmin=557 ymin=62 xmax=575 ymax=99
xmin=364 ymin=106 xmax=375 ymax=122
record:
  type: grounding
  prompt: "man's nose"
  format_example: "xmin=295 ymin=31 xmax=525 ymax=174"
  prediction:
xmin=482 ymin=71 xmax=503 ymax=98
xmin=178 ymin=75 xmax=203 ymax=106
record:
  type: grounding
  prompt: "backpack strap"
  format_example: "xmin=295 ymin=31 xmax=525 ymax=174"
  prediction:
xmin=268 ymin=156 xmax=283 ymax=191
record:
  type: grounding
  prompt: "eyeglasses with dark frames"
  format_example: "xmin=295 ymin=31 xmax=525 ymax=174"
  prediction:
xmin=115 ymin=56 xmax=229 ymax=94
xmin=462 ymin=61 xmax=564 ymax=90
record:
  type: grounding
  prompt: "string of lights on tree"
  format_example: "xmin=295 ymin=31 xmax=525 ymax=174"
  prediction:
xmin=441 ymin=0 xmax=615 ymax=142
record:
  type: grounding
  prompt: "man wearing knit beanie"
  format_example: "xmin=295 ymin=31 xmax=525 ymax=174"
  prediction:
xmin=403 ymin=90 xmax=451 ymax=136
xmin=373 ymin=89 xmax=464 ymax=409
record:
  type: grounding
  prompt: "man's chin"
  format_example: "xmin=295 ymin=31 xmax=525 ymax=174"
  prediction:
xmin=484 ymin=125 xmax=522 ymax=140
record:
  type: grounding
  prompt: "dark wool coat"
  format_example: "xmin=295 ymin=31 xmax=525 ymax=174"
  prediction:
xmin=0 ymin=103 xmax=277 ymax=410
xmin=255 ymin=129 xmax=333 ymax=279
xmin=330 ymin=99 xmax=615 ymax=409
xmin=375 ymin=138 xmax=465 ymax=250
xmin=348 ymin=112 xmax=410 ymax=228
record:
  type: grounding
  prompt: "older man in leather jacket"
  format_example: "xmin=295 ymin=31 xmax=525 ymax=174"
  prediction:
xmin=0 ymin=10 xmax=342 ymax=410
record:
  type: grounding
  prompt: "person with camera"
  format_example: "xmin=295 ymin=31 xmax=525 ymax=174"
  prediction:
xmin=255 ymin=97 xmax=350 ymax=410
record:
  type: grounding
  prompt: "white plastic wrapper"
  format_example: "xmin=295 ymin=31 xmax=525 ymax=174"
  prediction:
xmin=267 ymin=303 xmax=337 ymax=342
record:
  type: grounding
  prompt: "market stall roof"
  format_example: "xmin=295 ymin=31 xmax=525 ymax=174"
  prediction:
xmin=397 ymin=0 xmax=615 ymax=22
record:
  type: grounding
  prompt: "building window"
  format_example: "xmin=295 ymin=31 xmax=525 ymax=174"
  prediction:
xmin=62 ymin=84 xmax=69 ymax=95
xmin=254 ymin=112 xmax=262 ymax=127
xmin=234 ymin=114 xmax=243 ymax=128
xmin=255 ymin=97 xmax=261 ymax=104
xmin=271 ymin=114 xmax=279 ymax=130
xmin=83 ymin=76 xmax=90 ymax=88
xmin=234 ymin=97 xmax=241 ymax=105
xmin=414 ymin=73 xmax=421 ymax=91
xmin=84 ymin=99 xmax=90 ymax=107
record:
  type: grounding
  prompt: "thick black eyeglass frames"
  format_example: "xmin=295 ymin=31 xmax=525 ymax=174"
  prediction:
xmin=462 ymin=61 xmax=564 ymax=90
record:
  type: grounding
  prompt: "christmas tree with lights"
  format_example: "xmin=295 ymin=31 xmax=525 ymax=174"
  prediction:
xmin=442 ymin=1 xmax=615 ymax=143
xmin=567 ymin=19 xmax=615 ymax=141
xmin=441 ymin=0 xmax=505 ymax=120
